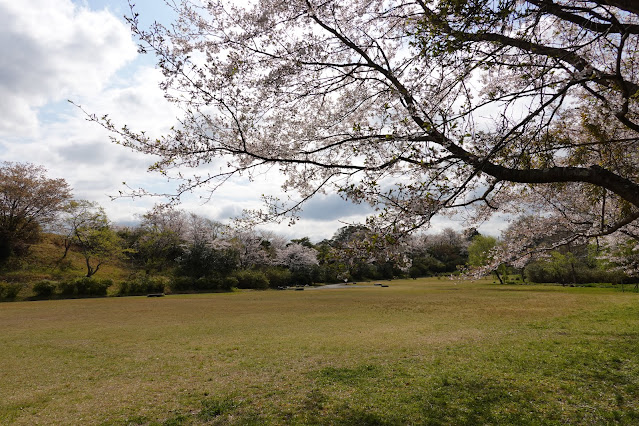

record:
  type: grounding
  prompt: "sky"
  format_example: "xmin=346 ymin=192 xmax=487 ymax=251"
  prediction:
xmin=0 ymin=0 xmax=507 ymax=241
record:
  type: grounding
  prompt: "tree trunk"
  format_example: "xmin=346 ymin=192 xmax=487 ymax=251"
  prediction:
xmin=58 ymin=237 xmax=72 ymax=262
xmin=85 ymin=257 xmax=101 ymax=277
xmin=570 ymin=261 xmax=577 ymax=284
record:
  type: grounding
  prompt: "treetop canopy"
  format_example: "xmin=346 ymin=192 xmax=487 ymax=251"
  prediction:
xmin=92 ymin=0 xmax=638 ymax=263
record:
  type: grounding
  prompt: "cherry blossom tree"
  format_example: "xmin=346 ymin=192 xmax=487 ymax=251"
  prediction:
xmin=602 ymin=226 xmax=639 ymax=279
xmin=140 ymin=204 xmax=189 ymax=241
xmin=94 ymin=0 xmax=639 ymax=262
xmin=227 ymin=229 xmax=287 ymax=268
xmin=0 ymin=162 xmax=71 ymax=261
xmin=276 ymin=242 xmax=318 ymax=269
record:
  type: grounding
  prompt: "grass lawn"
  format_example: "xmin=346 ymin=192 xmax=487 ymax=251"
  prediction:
xmin=1 ymin=278 xmax=638 ymax=425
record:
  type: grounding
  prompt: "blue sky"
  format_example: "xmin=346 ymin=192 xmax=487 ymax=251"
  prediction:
xmin=0 ymin=0 xmax=505 ymax=240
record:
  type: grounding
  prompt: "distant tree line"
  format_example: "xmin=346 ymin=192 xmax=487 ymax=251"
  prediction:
xmin=0 ymin=162 xmax=636 ymax=301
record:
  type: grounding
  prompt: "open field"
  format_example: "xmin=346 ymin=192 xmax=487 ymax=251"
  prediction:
xmin=1 ymin=278 xmax=639 ymax=425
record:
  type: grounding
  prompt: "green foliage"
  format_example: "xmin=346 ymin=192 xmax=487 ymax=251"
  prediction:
xmin=193 ymin=277 xmax=224 ymax=291
xmin=233 ymin=269 xmax=269 ymax=289
xmin=175 ymin=241 xmax=238 ymax=280
xmin=118 ymin=275 xmax=167 ymax=296
xmin=290 ymin=236 xmax=314 ymax=248
xmin=223 ymin=276 xmax=239 ymax=290
xmin=118 ymin=226 xmax=183 ymax=274
xmin=290 ymin=264 xmax=319 ymax=286
xmin=525 ymin=249 xmax=624 ymax=284
xmin=168 ymin=275 xmax=237 ymax=293
xmin=32 ymin=280 xmax=56 ymax=298
xmin=31 ymin=277 xmax=112 ymax=299
xmin=407 ymin=229 xmax=470 ymax=278
xmin=409 ymin=254 xmax=446 ymax=277
xmin=320 ymin=225 xmax=406 ymax=282
xmin=427 ymin=242 xmax=467 ymax=272
xmin=57 ymin=277 xmax=112 ymax=298
xmin=61 ymin=200 xmax=125 ymax=278
xmin=0 ymin=282 xmax=22 ymax=301
xmin=168 ymin=276 xmax=195 ymax=293
xmin=349 ymin=262 xmax=374 ymax=281
xmin=376 ymin=261 xmax=400 ymax=280
xmin=409 ymin=265 xmax=421 ymax=279
xmin=467 ymin=234 xmax=497 ymax=268
xmin=263 ymin=267 xmax=293 ymax=288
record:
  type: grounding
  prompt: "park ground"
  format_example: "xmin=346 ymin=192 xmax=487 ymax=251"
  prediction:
xmin=1 ymin=278 xmax=638 ymax=424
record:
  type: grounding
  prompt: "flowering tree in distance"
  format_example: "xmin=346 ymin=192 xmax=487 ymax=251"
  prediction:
xmin=95 ymin=0 xmax=639 ymax=261
xmin=0 ymin=162 xmax=71 ymax=261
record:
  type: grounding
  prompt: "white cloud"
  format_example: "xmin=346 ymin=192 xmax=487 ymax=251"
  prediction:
xmin=0 ymin=0 xmax=509 ymax=243
xmin=0 ymin=0 xmax=177 ymax=224
xmin=0 ymin=0 xmax=137 ymax=137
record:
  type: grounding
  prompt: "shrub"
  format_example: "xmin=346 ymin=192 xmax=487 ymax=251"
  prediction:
xmin=169 ymin=276 xmax=195 ymax=293
xmin=525 ymin=259 xmax=625 ymax=284
xmin=118 ymin=276 xmax=167 ymax=296
xmin=291 ymin=267 xmax=315 ymax=286
xmin=169 ymin=274 xmax=239 ymax=293
xmin=194 ymin=276 xmax=222 ymax=291
xmin=57 ymin=277 xmax=112 ymax=298
xmin=33 ymin=280 xmax=57 ymax=298
xmin=168 ymin=276 xmax=220 ymax=293
xmin=0 ymin=282 xmax=22 ymax=301
xmin=264 ymin=267 xmax=293 ymax=288
xmin=222 ymin=276 xmax=238 ymax=291
xmin=79 ymin=277 xmax=111 ymax=297
xmin=57 ymin=280 xmax=77 ymax=297
xmin=168 ymin=276 xmax=205 ymax=293
xmin=233 ymin=270 xmax=270 ymax=289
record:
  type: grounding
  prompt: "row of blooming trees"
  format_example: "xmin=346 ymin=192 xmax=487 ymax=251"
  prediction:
xmin=117 ymin=205 xmax=322 ymax=290
xmin=88 ymin=0 xmax=638 ymax=282
xmin=2 ymin=161 xmax=636 ymax=294
xmin=119 ymin=207 xmax=635 ymax=289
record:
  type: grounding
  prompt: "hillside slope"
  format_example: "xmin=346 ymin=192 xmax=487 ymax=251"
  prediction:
xmin=0 ymin=233 xmax=136 ymax=298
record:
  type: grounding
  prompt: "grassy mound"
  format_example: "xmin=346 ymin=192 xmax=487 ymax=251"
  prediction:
xmin=0 ymin=234 xmax=134 ymax=299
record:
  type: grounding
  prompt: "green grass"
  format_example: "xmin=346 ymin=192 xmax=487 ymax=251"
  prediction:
xmin=1 ymin=279 xmax=638 ymax=424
